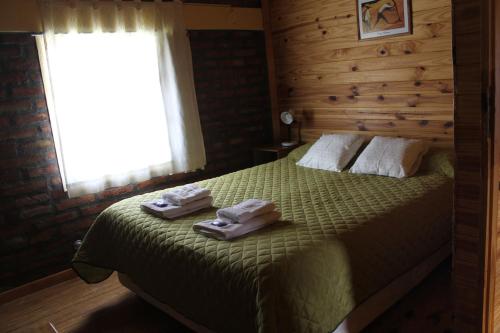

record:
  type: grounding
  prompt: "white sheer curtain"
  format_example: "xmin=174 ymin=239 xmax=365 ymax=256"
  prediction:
xmin=36 ymin=0 xmax=206 ymax=198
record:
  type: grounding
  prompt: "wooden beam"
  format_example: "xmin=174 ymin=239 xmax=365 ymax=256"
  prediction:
xmin=261 ymin=0 xmax=281 ymax=143
xmin=485 ymin=0 xmax=498 ymax=331
xmin=184 ymin=4 xmax=262 ymax=31
xmin=452 ymin=0 xmax=490 ymax=331
xmin=0 ymin=1 xmax=263 ymax=33
xmin=0 ymin=0 xmax=42 ymax=32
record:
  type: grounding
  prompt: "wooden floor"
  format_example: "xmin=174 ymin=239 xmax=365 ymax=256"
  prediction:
xmin=364 ymin=259 xmax=453 ymax=333
xmin=0 ymin=260 xmax=453 ymax=333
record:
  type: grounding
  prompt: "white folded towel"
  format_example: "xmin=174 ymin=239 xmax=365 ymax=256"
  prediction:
xmin=216 ymin=199 xmax=276 ymax=223
xmin=162 ymin=184 xmax=211 ymax=206
xmin=141 ymin=196 xmax=213 ymax=219
xmin=193 ymin=210 xmax=281 ymax=241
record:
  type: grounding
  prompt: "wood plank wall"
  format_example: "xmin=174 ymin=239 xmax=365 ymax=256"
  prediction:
xmin=494 ymin=0 xmax=500 ymax=330
xmin=452 ymin=0 xmax=490 ymax=332
xmin=495 ymin=198 xmax=500 ymax=332
xmin=267 ymin=0 xmax=454 ymax=146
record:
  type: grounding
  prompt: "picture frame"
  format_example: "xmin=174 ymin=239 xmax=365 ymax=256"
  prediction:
xmin=356 ymin=0 xmax=412 ymax=41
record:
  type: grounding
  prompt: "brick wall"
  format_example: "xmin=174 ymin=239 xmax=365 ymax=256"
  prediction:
xmin=191 ymin=30 xmax=271 ymax=173
xmin=0 ymin=29 xmax=270 ymax=291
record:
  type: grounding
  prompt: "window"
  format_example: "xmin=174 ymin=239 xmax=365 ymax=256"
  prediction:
xmin=37 ymin=1 xmax=206 ymax=198
xmin=38 ymin=32 xmax=173 ymax=196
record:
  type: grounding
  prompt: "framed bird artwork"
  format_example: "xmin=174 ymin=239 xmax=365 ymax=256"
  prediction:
xmin=356 ymin=0 xmax=412 ymax=40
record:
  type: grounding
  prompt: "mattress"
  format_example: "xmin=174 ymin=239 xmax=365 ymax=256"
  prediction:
xmin=73 ymin=147 xmax=453 ymax=333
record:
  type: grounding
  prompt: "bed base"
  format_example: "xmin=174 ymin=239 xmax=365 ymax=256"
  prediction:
xmin=118 ymin=241 xmax=451 ymax=333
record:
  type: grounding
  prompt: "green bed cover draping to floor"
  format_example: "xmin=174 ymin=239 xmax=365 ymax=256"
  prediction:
xmin=73 ymin=146 xmax=453 ymax=333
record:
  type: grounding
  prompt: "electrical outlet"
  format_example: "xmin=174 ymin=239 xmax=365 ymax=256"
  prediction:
xmin=73 ymin=239 xmax=82 ymax=251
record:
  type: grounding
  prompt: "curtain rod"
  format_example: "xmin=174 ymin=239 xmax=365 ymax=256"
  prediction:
xmin=46 ymin=0 xmax=185 ymax=3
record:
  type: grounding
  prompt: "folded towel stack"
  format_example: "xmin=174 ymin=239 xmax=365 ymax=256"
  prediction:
xmin=193 ymin=199 xmax=280 ymax=240
xmin=162 ymin=184 xmax=211 ymax=206
xmin=141 ymin=184 xmax=212 ymax=219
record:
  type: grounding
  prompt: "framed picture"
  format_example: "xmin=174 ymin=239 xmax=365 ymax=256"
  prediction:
xmin=356 ymin=0 xmax=412 ymax=40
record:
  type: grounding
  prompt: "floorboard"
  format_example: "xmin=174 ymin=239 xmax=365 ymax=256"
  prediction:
xmin=0 ymin=260 xmax=453 ymax=333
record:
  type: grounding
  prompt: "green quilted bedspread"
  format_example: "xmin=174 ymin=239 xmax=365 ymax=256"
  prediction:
xmin=73 ymin=148 xmax=453 ymax=333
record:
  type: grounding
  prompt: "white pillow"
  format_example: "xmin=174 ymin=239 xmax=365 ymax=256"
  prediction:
xmin=350 ymin=136 xmax=429 ymax=178
xmin=296 ymin=134 xmax=364 ymax=172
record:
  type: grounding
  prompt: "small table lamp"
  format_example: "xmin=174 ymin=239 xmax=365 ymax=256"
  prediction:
xmin=280 ymin=111 xmax=300 ymax=147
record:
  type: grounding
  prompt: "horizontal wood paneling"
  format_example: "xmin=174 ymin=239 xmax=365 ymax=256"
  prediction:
xmin=282 ymin=80 xmax=454 ymax=98
xmin=271 ymin=1 xmax=451 ymax=42
xmin=277 ymin=51 xmax=453 ymax=78
xmin=274 ymin=24 xmax=452 ymax=60
xmin=276 ymin=37 xmax=452 ymax=67
xmin=270 ymin=0 xmax=451 ymax=20
xmin=268 ymin=0 xmax=454 ymax=145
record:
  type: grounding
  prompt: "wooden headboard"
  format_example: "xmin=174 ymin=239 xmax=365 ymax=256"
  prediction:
xmin=266 ymin=0 xmax=454 ymax=147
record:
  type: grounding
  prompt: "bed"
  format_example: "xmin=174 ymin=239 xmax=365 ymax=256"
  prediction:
xmin=72 ymin=144 xmax=453 ymax=333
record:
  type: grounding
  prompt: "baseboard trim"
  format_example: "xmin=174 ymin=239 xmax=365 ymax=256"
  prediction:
xmin=0 ymin=269 xmax=76 ymax=304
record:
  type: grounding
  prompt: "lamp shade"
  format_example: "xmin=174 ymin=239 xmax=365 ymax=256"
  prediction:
xmin=280 ymin=111 xmax=294 ymax=125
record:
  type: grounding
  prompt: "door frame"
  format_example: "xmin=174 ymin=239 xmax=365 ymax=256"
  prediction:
xmin=484 ymin=0 xmax=498 ymax=330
